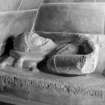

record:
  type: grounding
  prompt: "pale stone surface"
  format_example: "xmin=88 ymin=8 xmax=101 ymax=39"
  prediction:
xmin=44 ymin=0 xmax=95 ymax=3
xmin=0 ymin=0 xmax=21 ymax=11
xmin=37 ymin=32 xmax=105 ymax=74
xmin=13 ymin=32 xmax=57 ymax=54
xmin=35 ymin=2 xmax=105 ymax=74
xmin=19 ymin=0 xmax=43 ymax=10
xmin=0 ymin=0 xmax=43 ymax=11
xmin=10 ymin=51 xmax=43 ymax=70
xmin=0 ymin=70 xmax=105 ymax=105
xmin=44 ymin=0 xmax=105 ymax=3
xmin=95 ymin=35 xmax=105 ymax=73
xmin=4 ymin=32 xmax=57 ymax=71
xmin=0 ymin=10 xmax=37 ymax=56
xmin=46 ymin=34 xmax=99 ymax=74
xmin=0 ymin=10 xmax=37 ymax=43
xmin=35 ymin=3 xmax=105 ymax=34
xmin=0 ymin=1 xmax=105 ymax=105
xmin=11 ymin=32 xmax=99 ymax=74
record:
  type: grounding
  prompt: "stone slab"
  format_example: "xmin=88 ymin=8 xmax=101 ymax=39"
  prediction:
xmin=0 ymin=94 xmax=49 ymax=105
xmin=35 ymin=3 xmax=105 ymax=34
xmin=97 ymin=0 xmax=105 ymax=2
xmin=0 ymin=10 xmax=37 ymax=44
xmin=0 ymin=0 xmax=43 ymax=11
xmin=19 ymin=0 xmax=43 ymax=10
xmin=44 ymin=0 xmax=105 ymax=3
xmin=0 ymin=0 xmax=21 ymax=11
xmin=44 ymin=0 xmax=95 ymax=3
xmin=0 ymin=68 xmax=105 ymax=105
xmin=35 ymin=32 xmax=105 ymax=74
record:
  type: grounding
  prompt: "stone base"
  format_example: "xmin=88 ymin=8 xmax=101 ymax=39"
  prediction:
xmin=0 ymin=94 xmax=47 ymax=105
xmin=0 ymin=68 xmax=105 ymax=105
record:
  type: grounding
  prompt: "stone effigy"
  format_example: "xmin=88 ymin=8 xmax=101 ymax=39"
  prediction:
xmin=46 ymin=33 xmax=99 ymax=74
xmin=0 ymin=0 xmax=105 ymax=105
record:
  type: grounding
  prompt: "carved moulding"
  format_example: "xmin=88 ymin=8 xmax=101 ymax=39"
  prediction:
xmin=44 ymin=0 xmax=105 ymax=3
xmin=0 ymin=70 xmax=105 ymax=105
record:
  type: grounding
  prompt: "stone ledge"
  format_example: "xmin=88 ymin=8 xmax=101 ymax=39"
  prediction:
xmin=44 ymin=0 xmax=105 ymax=3
xmin=35 ymin=3 xmax=105 ymax=34
xmin=0 ymin=68 xmax=105 ymax=105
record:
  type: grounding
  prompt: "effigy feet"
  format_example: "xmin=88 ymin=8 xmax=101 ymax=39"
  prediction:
xmin=45 ymin=34 xmax=99 ymax=75
xmin=0 ymin=32 xmax=99 ymax=75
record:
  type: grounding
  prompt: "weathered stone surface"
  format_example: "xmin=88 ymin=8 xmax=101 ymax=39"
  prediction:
xmin=19 ymin=0 xmax=43 ymax=10
xmin=0 ymin=0 xmax=21 ymax=11
xmin=46 ymin=34 xmax=99 ymax=74
xmin=13 ymin=34 xmax=56 ymax=71
xmin=9 ymin=50 xmax=43 ymax=70
xmin=35 ymin=3 xmax=105 ymax=34
xmin=94 ymin=35 xmax=105 ymax=73
xmin=44 ymin=0 xmax=95 ymax=3
xmin=0 ymin=0 xmax=43 ymax=11
xmin=13 ymin=33 xmax=28 ymax=52
xmin=0 ymin=10 xmax=37 ymax=43
xmin=44 ymin=0 xmax=105 ymax=3
xmin=13 ymin=32 xmax=57 ymax=53
xmin=37 ymin=32 xmax=105 ymax=74
xmin=0 ymin=70 xmax=105 ymax=105
xmin=47 ymin=55 xmax=87 ymax=74
xmin=96 ymin=0 xmax=105 ymax=2
xmin=0 ymin=1 xmax=105 ymax=105
xmin=0 ymin=10 xmax=37 ymax=56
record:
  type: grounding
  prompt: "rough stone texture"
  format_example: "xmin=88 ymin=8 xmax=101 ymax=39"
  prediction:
xmin=44 ymin=0 xmax=105 ymax=3
xmin=0 ymin=10 xmax=37 ymax=42
xmin=0 ymin=10 xmax=37 ymax=56
xmin=9 ymin=50 xmax=43 ymax=70
xmin=35 ymin=3 xmax=105 ymax=34
xmin=0 ymin=0 xmax=21 ymax=11
xmin=95 ymin=35 xmax=105 ymax=73
xmin=0 ymin=70 xmax=105 ymax=105
xmin=37 ymin=32 xmax=105 ymax=74
xmin=0 ymin=0 xmax=43 ymax=11
xmin=13 ymin=32 xmax=57 ymax=53
xmin=44 ymin=0 xmax=95 ymax=3
xmin=46 ymin=34 xmax=98 ymax=74
xmin=18 ymin=0 xmax=43 ymax=10
xmin=0 ymin=1 xmax=105 ymax=105
xmin=35 ymin=2 xmax=105 ymax=74
xmin=12 ymin=32 xmax=99 ymax=74
xmin=13 ymin=33 xmax=28 ymax=52
xmin=47 ymin=55 xmax=87 ymax=74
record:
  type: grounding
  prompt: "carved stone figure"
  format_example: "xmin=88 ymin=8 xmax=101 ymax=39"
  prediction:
xmin=0 ymin=31 xmax=99 ymax=75
xmin=1 ymin=1 xmax=105 ymax=105
xmin=0 ymin=32 xmax=57 ymax=71
xmin=47 ymin=34 xmax=99 ymax=74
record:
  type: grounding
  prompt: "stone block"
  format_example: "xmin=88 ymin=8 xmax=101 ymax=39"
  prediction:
xmin=44 ymin=0 xmax=105 ymax=3
xmin=0 ymin=70 xmax=105 ymax=105
xmin=19 ymin=0 xmax=43 ymax=10
xmin=0 ymin=10 xmax=37 ymax=44
xmin=35 ymin=3 xmax=105 ymax=34
xmin=96 ymin=0 xmax=105 ymax=2
xmin=0 ymin=0 xmax=43 ymax=11
xmin=0 ymin=0 xmax=21 ymax=11
xmin=44 ymin=0 xmax=95 ymax=3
